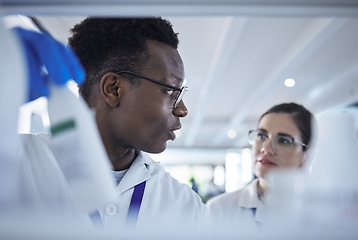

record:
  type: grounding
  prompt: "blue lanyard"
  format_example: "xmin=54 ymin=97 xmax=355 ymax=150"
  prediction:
xmin=251 ymin=207 xmax=257 ymax=217
xmin=90 ymin=181 xmax=146 ymax=226
xmin=126 ymin=181 xmax=146 ymax=225
xmin=251 ymin=208 xmax=263 ymax=228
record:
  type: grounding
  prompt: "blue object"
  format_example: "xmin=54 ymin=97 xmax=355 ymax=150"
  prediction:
xmin=13 ymin=27 xmax=85 ymax=102
xmin=89 ymin=181 xmax=146 ymax=226
xmin=126 ymin=181 xmax=146 ymax=226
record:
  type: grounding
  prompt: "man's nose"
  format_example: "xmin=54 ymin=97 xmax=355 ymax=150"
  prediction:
xmin=173 ymin=100 xmax=188 ymax=117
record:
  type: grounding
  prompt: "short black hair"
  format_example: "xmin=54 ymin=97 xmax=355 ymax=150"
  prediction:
xmin=68 ymin=17 xmax=179 ymax=103
xmin=259 ymin=102 xmax=314 ymax=151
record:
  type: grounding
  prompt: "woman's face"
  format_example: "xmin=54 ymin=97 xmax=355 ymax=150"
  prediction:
xmin=252 ymin=113 xmax=307 ymax=179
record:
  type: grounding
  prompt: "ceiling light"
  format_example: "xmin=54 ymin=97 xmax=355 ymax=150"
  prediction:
xmin=284 ymin=78 xmax=296 ymax=87
xmin=227 ymin=129 xmax=237 ymax=139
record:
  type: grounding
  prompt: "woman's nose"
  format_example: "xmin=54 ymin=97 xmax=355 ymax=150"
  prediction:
xmin=260 ymin=138 xmax=275 ymax=155
xmin=173 ymin=100 xmax=188 ymax=117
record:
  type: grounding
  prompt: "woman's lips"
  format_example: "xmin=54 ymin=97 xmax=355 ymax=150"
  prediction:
xmin=258 ymin=158 xmax=277 ymax=167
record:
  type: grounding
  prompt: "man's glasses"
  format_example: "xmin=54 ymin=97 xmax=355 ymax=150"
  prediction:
xmin=116 ymin=70 xmax=188 ymax=109
xmin=248 ymin=129 xmax=307 ymax=155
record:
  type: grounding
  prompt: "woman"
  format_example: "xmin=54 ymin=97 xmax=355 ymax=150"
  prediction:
xmin=206 ymin=102 xmax=315 ymax=229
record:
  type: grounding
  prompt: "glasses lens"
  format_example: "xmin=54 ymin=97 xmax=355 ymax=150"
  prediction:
xmin=272 ymin=136 xmax=294 ymax=154
xmin=173 ymin=86 xmax=188 ymax=108
xmin=249 ymin=130 xmax=267 ymax=148
xmin=248 ymin=130 xmax=256 ymax=145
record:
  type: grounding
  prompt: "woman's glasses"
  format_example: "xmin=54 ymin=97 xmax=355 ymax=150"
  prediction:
xmin=248 ymin=129 xmax=307 ymax=155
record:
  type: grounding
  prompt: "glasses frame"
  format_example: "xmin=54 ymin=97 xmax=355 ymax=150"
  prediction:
xmin=248 ymin=129 xmax=307 ymax=155
xmin=116 ymin=70 xmax=188 ymax=109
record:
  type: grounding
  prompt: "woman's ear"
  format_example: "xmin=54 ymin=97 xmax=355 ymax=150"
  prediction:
xmin=100 ymin=72 xmax=121 ymax=107
xmin=301 ymin=148 xmax=316 ymax=171
xmin=299 ymin=153 xmax=307 ymax=168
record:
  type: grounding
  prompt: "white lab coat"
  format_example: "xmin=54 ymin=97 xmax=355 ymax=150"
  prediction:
xmin=0 ymin=135 xmax=107 ymax=239
xmin=15 ymin=134 xmax=208 ymax=232
xmin=206 ymin=178 xmax=265 ymax=230
xmin=19 ymin=133 xmax=77 ymax=210
xmin=98 ymin=151 xmax=209 ymax=230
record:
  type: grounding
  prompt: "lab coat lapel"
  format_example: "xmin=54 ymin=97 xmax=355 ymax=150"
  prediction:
xmin=116 ymin=152 xmax=151 ymax=194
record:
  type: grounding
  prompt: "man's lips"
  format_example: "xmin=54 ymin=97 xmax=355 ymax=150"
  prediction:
xmin=169 ymin=125 xmax=181 ymax=141
xmin=169 ymin=130 xmax=176 ymax=140
xmin=258 ymin=158 xmax=277 ymax=166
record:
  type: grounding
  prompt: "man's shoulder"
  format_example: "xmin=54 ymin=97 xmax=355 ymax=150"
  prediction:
xmin=207 ymin=179 xmax=259 ymax=210
xmin=139 ymin=152 xmax=202 ymax=199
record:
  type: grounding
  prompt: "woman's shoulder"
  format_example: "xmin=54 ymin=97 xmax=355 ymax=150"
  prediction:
xmin=206 ymin=187 xmax=244 ymax=208
xmin=206 ymin=178 xmax=259 ymax=208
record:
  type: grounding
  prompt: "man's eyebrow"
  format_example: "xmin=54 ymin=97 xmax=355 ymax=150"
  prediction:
xmin=168 ymin=74 xmax=183 ymax=82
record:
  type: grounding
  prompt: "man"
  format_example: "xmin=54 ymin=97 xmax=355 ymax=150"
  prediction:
xmin=68 ymin=18 xmax=208 ymax=229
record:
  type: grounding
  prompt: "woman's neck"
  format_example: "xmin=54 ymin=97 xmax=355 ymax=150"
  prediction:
xmin=258 ymin=177 xmax=268 ymax=197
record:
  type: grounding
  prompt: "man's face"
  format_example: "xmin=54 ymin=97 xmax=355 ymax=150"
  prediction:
xmin=107 ymin=40 xmax=187 ymax=153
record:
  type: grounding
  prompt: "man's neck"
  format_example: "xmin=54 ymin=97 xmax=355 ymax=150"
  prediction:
xmin=109 ymin=148 xmax=137 ymax=171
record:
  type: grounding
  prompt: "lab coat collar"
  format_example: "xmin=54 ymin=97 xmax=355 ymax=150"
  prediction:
xmin=115 ymin=151 xmax=153 ymax=194
xmin=237 ymin=178 xmax=261 ymax=209
xmin=237 ymin=178 xmax=266 ymax=223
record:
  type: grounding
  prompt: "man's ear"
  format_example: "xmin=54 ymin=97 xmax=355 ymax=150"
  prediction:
xmin=100 ymin=72 xmax=121 ymax=107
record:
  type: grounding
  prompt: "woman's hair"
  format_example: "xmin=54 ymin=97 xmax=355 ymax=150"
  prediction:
xmin=259 ymin=102 xmax=314 ymax=151
xmin=68 ymin=17 xmax=179 ymax=103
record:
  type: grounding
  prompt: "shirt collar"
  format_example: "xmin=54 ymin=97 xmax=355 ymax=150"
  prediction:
xmin=237 ymin=178 xmax=262 ymax=208
xmin=115 ymin=151 xmax=153 ymax=193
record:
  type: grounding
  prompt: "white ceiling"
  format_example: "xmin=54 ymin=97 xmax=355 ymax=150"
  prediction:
xmin=2 ymin=1 xmax=358 ymax=164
